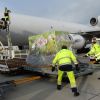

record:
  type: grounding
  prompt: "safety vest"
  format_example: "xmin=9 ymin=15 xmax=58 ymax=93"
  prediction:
xmin=87 ymin=43 xmax=100 ymax=61
xmin=52 ymin=49 xmax=78 ymax=66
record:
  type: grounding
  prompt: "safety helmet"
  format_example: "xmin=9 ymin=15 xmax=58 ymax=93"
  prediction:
xmin=92 ymin=37 xmax=97 ymax=43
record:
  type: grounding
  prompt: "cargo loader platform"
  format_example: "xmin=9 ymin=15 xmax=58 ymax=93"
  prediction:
xmin=0 ymin=57 xmax=94 ymax=77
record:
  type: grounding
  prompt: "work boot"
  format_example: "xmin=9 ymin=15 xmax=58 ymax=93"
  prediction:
xmin=74 ymin=92 xmax=80 ymax=97
xmin=57 ymin=85 xmax=61 ymax=90
xmin=71 ymin=87 xmax=80 ymax=96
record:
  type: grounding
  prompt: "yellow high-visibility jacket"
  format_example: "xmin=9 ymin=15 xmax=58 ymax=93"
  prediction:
xmin=52 ymin=49 xmax=78 ymax=66
xmin=87 ymin=43 xmax=100 ymax=56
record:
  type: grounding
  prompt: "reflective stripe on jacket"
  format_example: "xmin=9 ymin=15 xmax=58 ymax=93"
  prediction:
xmin=52 ymin=49 xmax=78 ymax=66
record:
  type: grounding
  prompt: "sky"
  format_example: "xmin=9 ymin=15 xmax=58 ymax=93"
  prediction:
xmin=0 ymin=0 xmax=100 ymax=25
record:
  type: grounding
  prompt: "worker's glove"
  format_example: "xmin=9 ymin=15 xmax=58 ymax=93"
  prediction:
xmin=51 ymin=67 xmax=55 ymax=72
xmin=75 ymin=64 xmax=80 ymax=71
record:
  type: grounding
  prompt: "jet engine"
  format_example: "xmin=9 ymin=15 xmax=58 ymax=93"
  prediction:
xmin=90 ymin=16 xmax=100 ymax=26
xmin=68 ymin=34 xmax=85 ymax=49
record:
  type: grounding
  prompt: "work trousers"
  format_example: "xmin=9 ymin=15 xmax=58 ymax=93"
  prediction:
xmin=57 ymin=70 xmax=76 ymax=88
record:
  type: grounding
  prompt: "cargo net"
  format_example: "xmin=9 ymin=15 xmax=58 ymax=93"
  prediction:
xmin=27 ymin=31 xmax=72 ymax=66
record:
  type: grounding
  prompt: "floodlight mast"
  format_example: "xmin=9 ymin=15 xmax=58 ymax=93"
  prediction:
xmin=4 ymin=7 xmax=12 ymax=59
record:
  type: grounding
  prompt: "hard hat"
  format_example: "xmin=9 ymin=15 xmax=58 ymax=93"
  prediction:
xmin=92 ymin=37 xmax=97 ymax=43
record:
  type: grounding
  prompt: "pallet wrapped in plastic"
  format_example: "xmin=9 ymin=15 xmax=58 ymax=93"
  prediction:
xmin=27 ymin=31 xmax=71 ymax=66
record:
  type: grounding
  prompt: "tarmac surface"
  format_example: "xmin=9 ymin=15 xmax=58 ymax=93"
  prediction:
xmin=0 ymin=70 xmax=100 ymax=100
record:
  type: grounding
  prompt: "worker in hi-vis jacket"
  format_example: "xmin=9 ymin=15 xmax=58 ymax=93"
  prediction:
xmin=86 ymin=37 xmax=100 ymax=62
xmin=52 ymin=45 xmax=80 ymax=96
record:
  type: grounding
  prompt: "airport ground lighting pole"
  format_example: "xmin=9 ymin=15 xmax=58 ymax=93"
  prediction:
xmin=0 ymin=7 xmax=12 ymax=59
xmin=6 ymin=22 xmax=12 ymax=59
xmin=4 ymin=7 xmax=12 ymax=59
